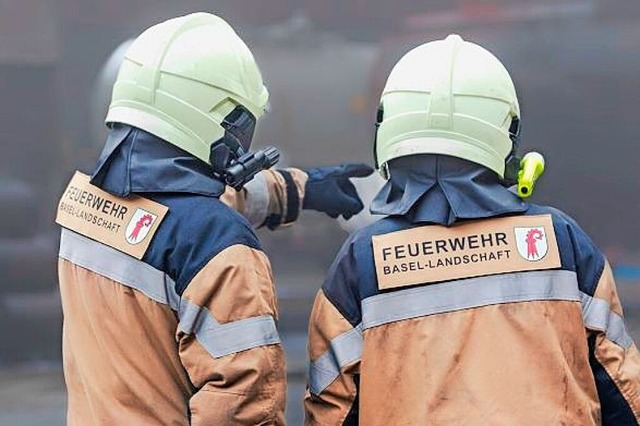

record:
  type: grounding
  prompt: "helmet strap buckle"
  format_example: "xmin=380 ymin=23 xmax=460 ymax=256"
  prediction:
xmin=373 ymin=104 xmax=384 ymax=174
xmin=503 ymin=153 xmax=521 ymax=186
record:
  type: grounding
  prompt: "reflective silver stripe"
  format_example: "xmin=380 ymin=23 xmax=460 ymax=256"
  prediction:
xmin=59 ymin=228 xmax=180 ymax=311
xmin=362 ymin=270 xmax=580 ymax=330
xmin=60 ymin=229 xmax=281 ymax=357
xmin=243 ymin=172 xmax=270 ymax=227
xmin=309 ymin=324 xmax=363 ymax=395
xmin=580 ymin=292 xmax=633 ymax=349
xmin=178 ymin=299 xmax=281 ymax=358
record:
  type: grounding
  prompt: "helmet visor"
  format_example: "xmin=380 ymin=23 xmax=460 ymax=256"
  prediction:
xmin=221 ymin=106 xmax=257 ymax=153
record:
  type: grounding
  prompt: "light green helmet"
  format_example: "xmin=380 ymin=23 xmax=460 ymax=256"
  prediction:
xmin=375 ymin=34 xmax=520 ymax=179
xmin=106 ymin=13 xmax=269 ymax=165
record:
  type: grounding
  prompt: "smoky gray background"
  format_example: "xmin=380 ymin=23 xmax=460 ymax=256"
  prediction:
xmin=0 ymin=1 xmax=639 ymax=424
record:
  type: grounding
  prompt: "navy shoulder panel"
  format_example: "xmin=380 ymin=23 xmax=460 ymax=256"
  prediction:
xmin=322 ymin=216 xmax=408 ymax=327
xmin=321 ymin=234 xmax=362 ymax=327
xmin=142 ymin=193 xmax=262 ymax=295
xmin=588 ymin=335 xmax=638 ymax=425
xmin=526 ymin=204 xmax=605 ymax=296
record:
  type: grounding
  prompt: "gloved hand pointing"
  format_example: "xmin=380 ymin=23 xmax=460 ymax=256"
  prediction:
xmin=303 ymin=163 xmax=374 ymax=219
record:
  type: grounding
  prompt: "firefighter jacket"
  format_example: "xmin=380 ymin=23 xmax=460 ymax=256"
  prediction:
xmin=57 ymin=125 xmax=306 ymax=425
xmin=304 ymin=155 xmax=640 ymax=425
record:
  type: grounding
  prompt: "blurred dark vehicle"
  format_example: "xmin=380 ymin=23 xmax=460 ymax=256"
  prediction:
xmin=0 ymin=178 xmax=59 ymax=362
xmin=0 ymin=179 xmax=56 ymax=293
xmin=0 ymin=0 xmax=638 ymax=364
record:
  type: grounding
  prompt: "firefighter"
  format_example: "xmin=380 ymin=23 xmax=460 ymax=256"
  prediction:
xmin=56 ymin=13 xmax=371 ymax=425
xmin=304 ymin=34 xmax=640 ymax=425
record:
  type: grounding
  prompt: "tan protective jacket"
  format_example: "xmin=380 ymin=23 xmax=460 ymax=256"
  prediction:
xmin=57 ymin=168 xmax=305 ymax=425
xmin=305 ymin=207 xmax=640 ymax=425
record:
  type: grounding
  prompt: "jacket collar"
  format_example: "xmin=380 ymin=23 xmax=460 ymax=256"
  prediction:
xmin=90 ymin=124 xmax=225 ymax=197
xmin=370 ymin=155 xmax=527 ymax=226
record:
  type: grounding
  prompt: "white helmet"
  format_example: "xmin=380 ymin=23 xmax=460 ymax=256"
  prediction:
xmin=375 ymin=34 xmax=521 ymax=180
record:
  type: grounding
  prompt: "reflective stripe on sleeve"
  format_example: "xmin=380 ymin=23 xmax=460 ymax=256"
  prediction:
xmin=178 ymin=299 xmax=281 ymax=358
xmin=309 ymin=324 xmax=363 ymax=395
xmin=243 ymin=172 xmax=270 ymax=227
xmin=59 ymin=228 xmax=180 ymax=310
xmin=580 ymin=293 xmax=633 ymax=349
xmin=362 ymin=270 xmax=581 ymax=330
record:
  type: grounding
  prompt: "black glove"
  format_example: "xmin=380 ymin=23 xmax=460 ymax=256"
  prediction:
xmin=303 ymin=163 xmax=374 ymax=219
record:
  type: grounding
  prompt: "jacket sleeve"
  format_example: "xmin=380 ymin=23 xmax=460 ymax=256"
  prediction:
xmin=176 ymin=244 xmax=286 ymax=425
xmin=304 ymin=289 xmax=361 ymax=426
xmin=585 ymin=260 xmax=640 ymax=424
xmin=220 ymin=168 xmax=307 ymax=229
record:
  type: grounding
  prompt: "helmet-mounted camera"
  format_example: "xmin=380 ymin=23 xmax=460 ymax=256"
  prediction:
xmin=209 ymin=105 xmax=280 ymax=190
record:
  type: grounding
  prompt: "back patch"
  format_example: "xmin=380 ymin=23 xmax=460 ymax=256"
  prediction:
xmin=55 ymin=172 xmax=168 ymax=259
xmin=372 ymin=215 xmax=560 ymax=290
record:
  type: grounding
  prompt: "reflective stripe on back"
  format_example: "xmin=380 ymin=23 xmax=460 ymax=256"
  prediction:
xmin=60 ymin=228 xmax=281 ymax=358
xmin=59 ymin=228 xmax=180 ymax=310
xmin=360 ymin=267 xmax=632 ymax=348
xmin=362 ymin=269 xmax=580 ymax=330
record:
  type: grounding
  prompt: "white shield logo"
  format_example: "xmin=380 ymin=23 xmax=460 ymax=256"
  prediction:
xmin=514 ymin=226 xmax=548 ymax=262
xmin=125 ymin=208 xmax=158 ymax=245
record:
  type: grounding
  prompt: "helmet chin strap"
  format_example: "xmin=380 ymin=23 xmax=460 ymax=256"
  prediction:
xmin=374 ymin=104 xmax=390 ymax=179
xmin=502 ymin=116 xmax=522 ymax=186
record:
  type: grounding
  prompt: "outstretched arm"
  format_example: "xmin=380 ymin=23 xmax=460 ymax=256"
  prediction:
xmin=220 ymin=168 xmax=307 ymax=229
xmin=221 ymin=164 xmax=374 ymax=230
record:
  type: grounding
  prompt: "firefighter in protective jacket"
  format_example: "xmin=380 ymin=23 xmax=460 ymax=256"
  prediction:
xmin=304 ymin=35 xmax=640 ymax=425
xmin=56 ymin=13 xmax=371 ymax=425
